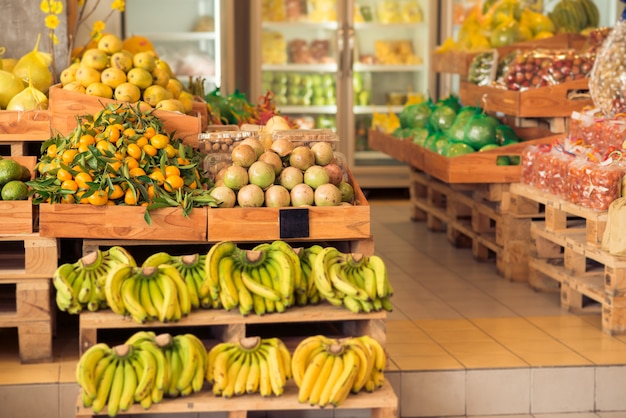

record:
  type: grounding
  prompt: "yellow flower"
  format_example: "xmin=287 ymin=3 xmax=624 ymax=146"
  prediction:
xmin=111 ymin=0 xmax=125 ymax=13
xmin=48 ymin=32 xmax=59 ymax=45
xmin=52 ymin=0 xmax=63 ymax=14
xmin=92 ymin=20 xmax=106 ymax=32
xmin=40 ymin=0 xmax=51 ymax=13
xmin=45 ymin=14 xmax=60 ymax=30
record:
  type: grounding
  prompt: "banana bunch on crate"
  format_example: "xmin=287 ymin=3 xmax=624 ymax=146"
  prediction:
xmin=76 ymin=331 xmax=208 ymax=416
xmin=292 ymin=334 xmax=386 ymax=407
xmin=206 ymin=336 xmax=292 ymax=397
xmin=142 ymin=252 xmax=209 ymax=310
xmin=202 ymin=240 xmax=302 ymax=316
xmin=53 ymin=246 xmax=136 ymax=314
xmin=104 ymin=263 xmax=193 ymax=323
xmin=312 ymin=247 xmax=394 ymax=313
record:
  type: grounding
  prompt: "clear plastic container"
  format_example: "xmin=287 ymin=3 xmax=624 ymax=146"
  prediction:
xmin=198 ymin=130 xmax=257 ymax=154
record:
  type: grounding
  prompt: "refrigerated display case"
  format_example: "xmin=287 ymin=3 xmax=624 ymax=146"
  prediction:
xmin=122 ymin=0 xmax=234 ymax=94
xmin=250 ymin=0 xmax=438 ymax=188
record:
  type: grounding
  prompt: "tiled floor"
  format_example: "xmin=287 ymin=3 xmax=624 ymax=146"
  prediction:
xmin=2 ymin=192 xmax=626 ymax=417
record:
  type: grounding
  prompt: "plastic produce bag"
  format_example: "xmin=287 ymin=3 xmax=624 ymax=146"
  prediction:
xmin=588 ymin=11 xmax=626 ymax=117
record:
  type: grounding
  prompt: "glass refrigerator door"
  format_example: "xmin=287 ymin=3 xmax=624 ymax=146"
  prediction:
xmin=250 ymin=0 xmax=345 ymax=132
xmin=123 ymin=0 xmax=222 ymax=93
xmin=345 ymin=0 xmax=437 ymax=187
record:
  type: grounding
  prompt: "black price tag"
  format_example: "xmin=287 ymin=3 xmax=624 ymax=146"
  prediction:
xmin=279 ymin=208 xmax=310 ymax=238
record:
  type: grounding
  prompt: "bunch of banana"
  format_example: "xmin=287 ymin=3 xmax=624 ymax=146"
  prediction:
xmin=297 ymin=244 xmax=323 ymax=305
xmin=53 ymin=246 xmax=136 ymax=314
xmin=312 ymin=247 xmax=394 ymax=313
xmin=76 ymin=339 xmax=167 ymax=416
xmin=156 ymin=332 xmax=208 ymax=398
xmin=206 ymin=336 xmax=292 ymax=397
xmin=142 ymin=251 xmax=210 ymax=310
xmin=104 ymin=263 xmax=192 ymax=323
xmin=202 ymin=240 xmax=301 ymax=316
xmin=291 ymin=334 xmax=386 ymax=407
xmin=548 ymin=0 xmax=599 ymax=33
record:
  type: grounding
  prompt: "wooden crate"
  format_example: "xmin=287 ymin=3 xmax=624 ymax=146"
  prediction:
xmin=0 ymin=110 xmax=51 ymax=156
xmin=207 ymin=169 xmax=370 ymax=243
xmin=431 ymin=33 xmax=588 ymax=76
xmin=48 ymin=84 xmax=204 ymax=147
xmin=422 ymin=135 xmax=560 ymax=184
xmin=368 ymin=129 xmax=423 ymax=169
xmin=0 ymin=233 xmax=58 ymax=363
xmin=0 ymin=156 xmax=37 ymax=234
xmin=75 ymin=378 xmax=398 ymax=418
xmin=38 ymin=204 xmax=208 ymax=241
xmin=459 ymin=78 xmax=592 ymax=118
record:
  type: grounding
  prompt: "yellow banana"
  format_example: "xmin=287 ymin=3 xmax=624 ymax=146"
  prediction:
xmin=174 ymin=335 xmax=200 ymax=393
xmin=317 ymin=353 xmax=344 ymax=407
xmin=160 ymin=264 xmax=192 ymax=317
xmin=308 ymin=351 xmax=336 ymax=406
xmin=137 ymin=339 xmax=168 ymax=393
xmin=265 ymin=249 xmax=295 ymax=306
xmin=269 ymin=240 xmax=303 ymax=293
xmin=156 ymin=272 xmax=178 ymax=323
xmin=133 ymin=348 xmax=157 ymax=402
xmin=141 ymin=251 xmax=172 ymax=268
xmin=222 ymin=351 xmax=245 ymax=398
xmin=138 ymin=278 xmax=159 ymax=320
xmin=264 ymin=259 xmax=290 ymax=308
xmin=166 ymin=346 xmax=183 ymax=397
xmin=329 ymin=350 xmax=359 ymax=407
xmin=147 ymin=277 xmax=166 ymax=321
xmin=206 ymin=342 xmax=236 ymax=383
xmin=291 ymin=335 xmax=334 ymax=386
xmin=104 ymin=264 xmax=134 ymax=315
xmin=203 ymin=241 xmax=237 ymax=300
xmin=263 ymin=337 xmax=292 ymax=379
xmin=246 ymin=351 xmax=261 ymax=394
xmin=121 ymin=276 xmax=148 ymax=324
xmin=106 ymin=246 xmax=137 ymax=266
xmin=106 ymin=358 xmax=126 ymax=417
xmin=367 ymin=255 xmax=390 ymax=298
xmin=259 ymin=344 xmax=286 ymax=396
xmin=118 ymin=358 xmax=137 ymax=412
xmin=212 ymin=346 xmax=239 ymax=396
xmin=90 ymin=358 xmax=118 ymax=414
xmin=312 ymin=247 xmax=340 ymax=299
xmin=184 ymin=334 xmax=208 ymax=393
xmin=217 ymin=256 xmax=239 ymax=310
xmin=76 ymin=343 xmax=112 ymax=401
xmin=252 ymin=266 xmax=275 ymax=313
xmin=257 ymin=350 xmax=272 ymax=397
xmin=232 ymin=267 xmax=254 ymax=316
xmin=241 ymin=269 xmax=281 ymax=302
xmin=359 ymin=335 xmax=386 ymax=372
xmin=297 ymin=350 xmax=328 ymax=403
xmin=183 ymin=270 xmax=200 ymax=310
xmin=358 ymin=265 xmax=378 ymax=301
xmin=343 ymin=338 xmax=374 ymax=393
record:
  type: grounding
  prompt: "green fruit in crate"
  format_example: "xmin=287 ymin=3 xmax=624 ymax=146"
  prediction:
xmin=1 ymin=180 xmax=29 ymax=200
xmin=444 ymin=142 xmax=476 ymax=157
xmin=399 ymin=102 xmax=433 ymax=129
xmin=429 ymin=105 xmax=457 ymax=133
xmin=463 ymin=113 xmax=498 ymax=150
xmin=0 ymin=158 xmax=23 ymax=186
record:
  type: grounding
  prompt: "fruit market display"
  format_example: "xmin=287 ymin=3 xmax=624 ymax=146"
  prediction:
xmin=292 ymin=335 xmax=386 ymax=406
xmin=206 ymin=336 xmax=291 ymax=397
xmin=75 ymin=329 xmax=386 ymax=416
xmin=436 ymin=0 xmax=599 ymax=52
xmin=28 ymin=102 xmax=217 ymax=215
xmin=0 ymin=157 xmax=32 ymax=200
xmin=392 ymin=95 xmax=522 ymax=161
xmin=59 ymin=34 xmax=196 ymax=114
xmin=0 ymin=35 xmax=53 ymax=110
xmin=203 ymin=124 xmax=355 ymax=208
xmin=76 ymin=331 xmax=208 ymax=415
xmin=51 ymin=240 xmax=394 ymax=321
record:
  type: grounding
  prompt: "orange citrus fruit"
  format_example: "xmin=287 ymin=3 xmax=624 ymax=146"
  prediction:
xmin=148 ymin=170 xmax=165 ymax=185
xmin=107 ymin=184 xmax=124 ymax=200
xmin=75 ymin=172 xmax=93 ymax=189
xmin=164 ymin=165 xmax=180 ymax=178
xmin=164 ymin=174 xmax=184 ymax=192
xmin=126 ymin=143 xmax=142 ymax=160
xmin=61 ymin=179 xmax=78 ymax=192
xmin=124 ymin=188 xmax=138 ymax=205
xmin=150 ymin=133 xmax=170 ymax=149
xmin=142 ymin=144 xmax=158 ymax=157
xmin=56 ymin=168 xmax=73 ymax=182
xmin=87 ymin=190 xmax=109 ymax=206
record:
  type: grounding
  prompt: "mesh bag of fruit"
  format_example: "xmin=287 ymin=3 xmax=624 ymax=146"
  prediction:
xmin=588 ymin=9 xmax=626 ymax=117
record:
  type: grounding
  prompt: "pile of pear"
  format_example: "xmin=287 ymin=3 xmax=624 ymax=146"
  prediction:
xmin=59 ymin=34 xmax=195 ymax=114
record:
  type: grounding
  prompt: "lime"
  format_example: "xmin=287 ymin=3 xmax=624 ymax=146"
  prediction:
xmin=1 ymin=180 xmax=29 ymax=200
xmin=20 ymin=165 xmax=31 ymax=181
xmin=444 ymin=142 xmax=476 ymax=158
xmin=0 ymin=159 xmax=24 ymax=187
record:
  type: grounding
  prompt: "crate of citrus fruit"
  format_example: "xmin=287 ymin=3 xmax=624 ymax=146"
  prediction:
xmin=0 ymin=156 xmax=37 ymax=234
xmin=31 ymin=102 xmax=218 ymax=241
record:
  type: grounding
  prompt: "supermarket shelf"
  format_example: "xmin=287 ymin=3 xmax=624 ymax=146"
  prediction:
xmin=262 ymin=21 xmax=339 ymax=30
xmin=354 ymin=105 xmax=403 ymax=115
xmin=262 ymin=63 xmax=338 ymax=72
xmin=353 ymin=63 xmax=425 ymax=73
xmin=279 ymin=105 xmax=338 ymax=114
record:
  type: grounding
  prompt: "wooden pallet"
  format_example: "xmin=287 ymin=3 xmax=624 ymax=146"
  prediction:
xmin=0 ymin=234 xmax=58 ymax=362
xmin=75 ymin=378 xmax=398 ymax=418
xmin=529 ymin=220 xmax=626 ymax=335
xmin=410 ymin=168 xmax=542 ymax=281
